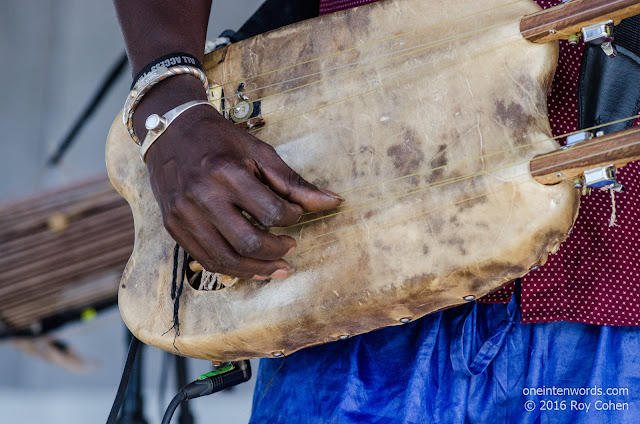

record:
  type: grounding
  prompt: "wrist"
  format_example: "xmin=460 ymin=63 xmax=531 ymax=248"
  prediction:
xmin=132 ymin=74 xmax=210 ymax=141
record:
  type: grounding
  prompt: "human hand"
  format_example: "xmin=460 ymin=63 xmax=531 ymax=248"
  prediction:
xmin=134 ymin=76 xmax=343 ymax=280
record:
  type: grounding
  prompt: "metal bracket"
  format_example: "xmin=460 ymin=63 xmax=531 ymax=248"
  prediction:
xmin=581 ymin=20 xmax=617 ymax=57
xmin=229 ymin=83 xmax=264 ymax=128
xmin=583 ymin=165 xmax=625 ymax=192
xmin=565 ymin=131 xmax=593 ymax=148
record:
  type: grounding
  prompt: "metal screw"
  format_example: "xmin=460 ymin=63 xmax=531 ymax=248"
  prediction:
xmin=463 ymin=295 xmax=476 ymax=302
xmin=556 ymin=172 xmax=563 ymax=178
xmin=549 ymin=29 xmax=556 ymax=35
xmin=399 ymin=317 xmax=411 ymax=324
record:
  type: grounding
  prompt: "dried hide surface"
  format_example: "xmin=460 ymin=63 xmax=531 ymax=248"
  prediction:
xmin=107 ymin=0 xmax=579 ymax=360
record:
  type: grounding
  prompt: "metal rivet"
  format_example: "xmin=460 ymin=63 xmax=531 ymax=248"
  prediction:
xmin=463 ymin=295 xmax=476 ymax=302
xmin=145 ymin=114 xmax=164 ymax=131
xmin=399 ymin=317 xmax=411 ymax=323
xmin=556 ymin=171 xmax=563 ymax=178
xmin=271 ymin=351 xmax=284 ymax=358
xmin=549 ymin=29 xmax=556 ymax=35
xmin=338 ymin=335 xmax=349 ymax=340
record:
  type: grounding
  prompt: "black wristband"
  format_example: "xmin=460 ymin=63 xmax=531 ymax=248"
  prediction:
xmin=131 ymin=52 xmax=204 ymax=89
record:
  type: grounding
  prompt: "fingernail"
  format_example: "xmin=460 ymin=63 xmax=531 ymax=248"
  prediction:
xmin=270 ymin=269 xmax=288 ymax=279
xmin=319 ymin=188 xmax=344 ymax=202
xmin=252 ymin=275 xmax=269 ymax=280
xmin=284 ymin=246 xmax=296 ymax=257
xmin=189 ymin=261 xmax=203 ymax=272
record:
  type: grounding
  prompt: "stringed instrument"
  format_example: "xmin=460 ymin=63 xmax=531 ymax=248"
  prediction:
xmin=106 ymin=0 xmax=640 ymax=361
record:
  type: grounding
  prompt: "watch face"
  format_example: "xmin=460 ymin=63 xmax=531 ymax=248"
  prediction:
xmin=230 ymin=100 xmax=253 ymax=123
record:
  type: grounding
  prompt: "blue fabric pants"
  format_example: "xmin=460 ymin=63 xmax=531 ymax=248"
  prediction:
xmin=250 ymin=296 xmax=640 ymax=423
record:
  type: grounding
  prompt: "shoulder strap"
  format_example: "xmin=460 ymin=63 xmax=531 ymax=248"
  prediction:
xmin=232 ymin=0 xmax=320 ymax=41
xmin=578 ymin=15 xmax=640 ymax=132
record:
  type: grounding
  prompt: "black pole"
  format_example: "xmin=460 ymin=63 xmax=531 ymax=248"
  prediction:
xmin=47 ymin=52 xmax=129 ymax=166
xmin=117 ymin=328 xmax=149 ymax=424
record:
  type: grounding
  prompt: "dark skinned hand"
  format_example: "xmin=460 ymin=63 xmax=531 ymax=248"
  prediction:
xmin=133 ymin=75 xmax=343 ymax=280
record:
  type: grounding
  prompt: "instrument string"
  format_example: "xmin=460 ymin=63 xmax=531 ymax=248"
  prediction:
xmin=240 ymin=0 xmax=634 ymax=127
xmin=214 ymin=20 xmax=508 ymax=115
xmin=207 ymin=1 xmax=640 ymax=246
xmin=296 ymin=131 xmax=640 ymax=253
xmin=286 ymin=123 xmax=640 ymax=237
xmin=327 ymin=114 xmax=640 ymax=208
xmin=210 ymin=0 xmax=630 ymax=110
xmin=240 ymin=0 xmax=617 ymax=131
xmin=243 ymin=29 xmax=530 ymax=134
xmin=225 ymin=20 xmax=638 ymax=210
xmin=206 ymin=0 xmax=524 ymax=100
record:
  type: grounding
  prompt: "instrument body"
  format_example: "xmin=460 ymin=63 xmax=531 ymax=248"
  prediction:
xmin=107 ymin=0 xmax=579 ymax=360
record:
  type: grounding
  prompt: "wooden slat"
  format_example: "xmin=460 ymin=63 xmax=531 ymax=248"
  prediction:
xmin=0 ymin=210 xmax=132 ymax=268
xmin=531 ymin=127 xmax=640 ymax=184
xmin=521 ymin=0 xmax=640 ymax=43
xmin=0 ymin=176 xmax=136 ymax=333
xmin=0 ymin=177 xmax=116 ymax=232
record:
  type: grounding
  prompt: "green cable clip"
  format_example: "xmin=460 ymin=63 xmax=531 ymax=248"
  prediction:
xmin=198 ymin=364 xmax=235 ymax=380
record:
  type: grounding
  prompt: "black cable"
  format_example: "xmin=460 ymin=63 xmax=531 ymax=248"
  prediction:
xmin=106 ymin=336 xmax=141 ymax=424
xmin=161 ymin=392 xmax=187 ymax=424
xmin=47 ymin=52 xmax=129 ymax=166
xmin=161 ymin=360 xmax=252 ymax=424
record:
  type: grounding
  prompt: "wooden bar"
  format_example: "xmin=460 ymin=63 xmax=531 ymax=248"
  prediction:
xmin=0 ymin=176 xmax=135 ymax=333
xmin=531 ymin=127 xmax=640 ymax=185
xmin=0 ymin=210 xmax=132 ymax=267
xmin=521 ymin=0 xmax=640 ymax=43
xmin=0 ymin=177 xmax=116 ymax=232
xmin=0 ymin=244 xmax=132 ymax=301
xmin=4 ymin=282 xmax=118 ymax=329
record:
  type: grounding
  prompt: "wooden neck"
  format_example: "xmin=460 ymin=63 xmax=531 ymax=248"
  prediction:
xmin=531 ymin=127 xmax=640 ymax=185
xmin=521 ymin=0 xmax=640 ymax=43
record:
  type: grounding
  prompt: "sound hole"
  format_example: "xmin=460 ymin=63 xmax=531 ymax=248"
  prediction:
xmin=185 ymin=255 xmax=237 ymax=291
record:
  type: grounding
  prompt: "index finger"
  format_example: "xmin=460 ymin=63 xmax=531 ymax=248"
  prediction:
xmin=256 ymin=149 xmax=344 ymax=212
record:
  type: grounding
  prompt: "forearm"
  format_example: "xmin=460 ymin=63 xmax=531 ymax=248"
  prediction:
xmin=113 ymin=0 xmax=213 ymax=139
xmin=113 ymin=0 xmax=212 ymax=77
